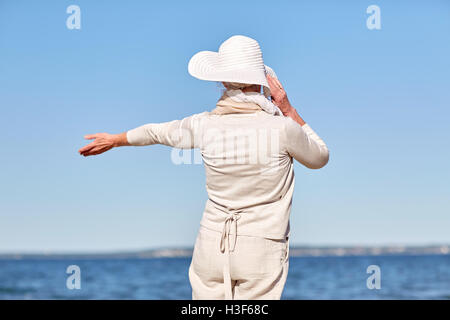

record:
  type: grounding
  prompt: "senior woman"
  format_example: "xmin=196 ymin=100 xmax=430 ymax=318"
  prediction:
xmin=79 ymin=35 xmax=329 ymax=300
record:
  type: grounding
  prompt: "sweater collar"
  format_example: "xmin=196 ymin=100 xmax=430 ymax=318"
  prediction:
xmin=211 ymin=93 xmax=262 ymax=115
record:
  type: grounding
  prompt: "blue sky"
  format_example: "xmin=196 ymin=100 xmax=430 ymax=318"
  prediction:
xmin=0 ymin=0 xmax=449 ymax=253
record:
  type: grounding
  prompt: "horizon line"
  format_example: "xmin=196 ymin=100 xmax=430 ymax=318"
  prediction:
xmin=1 ymin=243 xmax=450 ymax=257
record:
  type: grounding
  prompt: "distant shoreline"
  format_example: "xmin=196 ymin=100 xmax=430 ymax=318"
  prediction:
xmin=1 ymin=245 xmax=449 ymax=260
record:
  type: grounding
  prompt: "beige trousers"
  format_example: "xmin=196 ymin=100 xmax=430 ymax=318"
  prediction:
xmin=189 ymin=225 xmax=289 ymax=300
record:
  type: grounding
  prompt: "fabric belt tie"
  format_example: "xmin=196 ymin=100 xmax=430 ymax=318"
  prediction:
xmin=216 ymin=207 xmax=242 ymax=300
xmin=219 ymin=211 xmax=241 ymax=254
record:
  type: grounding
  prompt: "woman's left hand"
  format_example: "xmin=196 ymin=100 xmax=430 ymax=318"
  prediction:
xmin=266 ymin=74 xmax=305 ymax=126
xmin=266 ymin=74 xmax=293 ymax=116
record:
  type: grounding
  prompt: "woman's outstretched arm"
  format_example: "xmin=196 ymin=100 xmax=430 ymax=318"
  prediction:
xmin=79 ymin=112 xmax=208 ymax=157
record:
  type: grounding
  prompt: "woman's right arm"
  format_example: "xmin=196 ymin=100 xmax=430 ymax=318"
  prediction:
xmin=79 ymin=112 xmax=207 ymax=157
xmin=126 ymin=112 xmax=207 ymax=147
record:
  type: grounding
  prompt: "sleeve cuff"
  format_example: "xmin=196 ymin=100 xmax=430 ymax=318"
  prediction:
xmin=126 ymin=128 xmax=140 ymax=146
xmin=301 ymin=123 xmax=313 ymax=135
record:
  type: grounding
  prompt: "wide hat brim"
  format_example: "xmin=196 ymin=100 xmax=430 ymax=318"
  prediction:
xmin=188 ymin=50 xmax=277 ymax=97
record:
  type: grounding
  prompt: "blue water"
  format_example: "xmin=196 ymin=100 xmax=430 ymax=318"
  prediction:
xmin=1 ymin=255 xmax=449 ymax=299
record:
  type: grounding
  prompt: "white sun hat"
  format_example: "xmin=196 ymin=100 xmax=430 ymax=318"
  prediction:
xmin=188 ymin=35 xmax=276 ymax=97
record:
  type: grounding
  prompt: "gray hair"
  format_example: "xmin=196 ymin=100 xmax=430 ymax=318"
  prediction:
xmin=222 ymin=82 xmax=254 ymax=90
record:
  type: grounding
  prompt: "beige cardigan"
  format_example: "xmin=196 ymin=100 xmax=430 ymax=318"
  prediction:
xmin=127 ymin=100 xmax=329 ymax=240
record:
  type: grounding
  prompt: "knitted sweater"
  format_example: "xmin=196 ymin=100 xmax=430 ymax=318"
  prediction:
xmin=127 ymin=99 xmax=329 ymax=240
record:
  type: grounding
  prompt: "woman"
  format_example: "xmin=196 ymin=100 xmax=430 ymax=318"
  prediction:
xmin=79 ymin=35 xmax=329 ymax=300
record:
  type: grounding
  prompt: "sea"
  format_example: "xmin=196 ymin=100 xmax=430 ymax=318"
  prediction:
xmin=1 ymin=255 xmax=449 ymax=299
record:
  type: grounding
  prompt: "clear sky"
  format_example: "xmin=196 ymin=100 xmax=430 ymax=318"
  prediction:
xmin=0 ymin=0 xmax=449 ymax=253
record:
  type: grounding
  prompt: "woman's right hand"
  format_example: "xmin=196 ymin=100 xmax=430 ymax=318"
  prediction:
xmin=79 ymin=132 xmax=127 ymax=157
